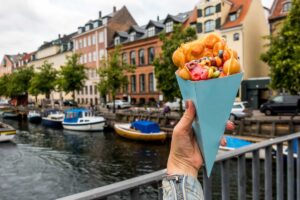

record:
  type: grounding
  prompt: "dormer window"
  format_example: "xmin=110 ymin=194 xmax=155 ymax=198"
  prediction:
xmin=130 ymin=32 xmax=136 ymax=41
xmin=78 ymin=27 xmax=84 ymax=34
xmin=85 ymin=24 xmax=91 ymax=31
xmin=114 ymin=37 xmax=120 ymax=45
xmin=282 ymin=2 xmax=291 ymax=12
xmin=166 ymin=21 xmax=173 ymax=33
xmin=229 ymin=13 xmax=237 ymax=21
xmin=205 ymin=6 xmax=215 ymax=16
xmin=148 ymin=26 xmax=155 ymax=37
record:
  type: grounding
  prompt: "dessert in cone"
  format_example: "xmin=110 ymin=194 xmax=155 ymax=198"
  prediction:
xmin=173 ymin=33 xmax=243 ymax=176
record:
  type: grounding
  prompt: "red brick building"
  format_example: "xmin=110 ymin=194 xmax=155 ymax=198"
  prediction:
xmin=269 ymin=0 xmax=292 ymax=35
xmin=73 ymin=6 xmax=136 ymax=105
xmin=109 ymin=8 xmax=197 ymax=105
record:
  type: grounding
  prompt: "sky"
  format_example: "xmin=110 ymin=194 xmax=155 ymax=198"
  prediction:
xmin=0 ymin=0 xmax=274 ymax=59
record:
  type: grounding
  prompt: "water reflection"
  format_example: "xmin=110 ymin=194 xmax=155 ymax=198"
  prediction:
xmin=0 ymin=119 xmax=170 ymax=200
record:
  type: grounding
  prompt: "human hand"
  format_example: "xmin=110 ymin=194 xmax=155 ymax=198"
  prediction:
xmin=167 ymin=101 xmax=234 ymax=178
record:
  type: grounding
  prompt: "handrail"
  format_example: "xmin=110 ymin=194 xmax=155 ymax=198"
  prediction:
xmin=57 ymin=132 xmax=300 ymax=200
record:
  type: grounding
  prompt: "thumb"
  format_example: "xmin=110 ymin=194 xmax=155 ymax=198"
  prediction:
xmin=178 ymin=100 xmax=195 ymax=129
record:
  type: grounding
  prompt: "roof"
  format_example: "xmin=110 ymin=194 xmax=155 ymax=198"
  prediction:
xmin=145 ymin=20 xmax=165 ymax=29
xmin=221 ymin=0 xmax=252 ymax=29
xmin=128 ymin=25 xmax=147 ymax=34
xmin=163 ymin=11 xmax=192 ymax=24
xmin=269 ymin=0 xmax=290 ymax=21
xmin=116 ymin=31 xmax=130 ymax=38
xmin=38 ymin=32 xmax=76 ymax=51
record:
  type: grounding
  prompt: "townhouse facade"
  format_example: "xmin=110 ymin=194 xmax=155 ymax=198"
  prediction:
xmin=28 ymin=33 xmax=76 ymax=102
xmin=195 ymin=0 xmax=270 ymax=108
xmin=269 ymin=0 xmax=292 ymax=36
xmin=73 ymin=6 xmax=137 ymax=106
xmin=109 ymin=8 xmax=197 ymax=105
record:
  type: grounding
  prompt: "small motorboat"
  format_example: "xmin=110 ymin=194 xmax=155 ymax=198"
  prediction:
xmin=28 ymin=110 xmax=42 ymax=123
xmin=0 ymin=122 xmax=16 ymax=142
xmin=42 ymin=109 xmax=64 ymax=128
xmin=114 ymin=120 xmax=167 ymax=142
xmin=2 ymin=109 xmax=19 ymax=119
xmin=62 ymin=108 xmax=106 ymax=131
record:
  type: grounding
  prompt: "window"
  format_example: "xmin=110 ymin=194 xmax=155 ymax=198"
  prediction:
xmin=114 ymin=37 xmax=120 ymax=45
xmin=84 ymin=54 xmax=87 ymax=63
xmin=85 ymin=86 xmax=88 ymax=95
xmin=131 ymin=75 xmax=136 ymax=92
xmin=196 ymin=22 xmax=203 ymax=33
xmin=130 ymin=51 xmax=136 ymax=65
xmin=197 ymin=9 xmax=202 ymax=17
xmin=75 ymin=41 xmax=78 ymax=50
xmin=215 ymin=18 xmax=221 ymax=29
xmin=92 ymin=35 xmax=96 ymax=45
xmin=282 ymin=2 xmax=291 ymax=12
xmin=99 ymin=32 xmax=104 ymax=43
xmin=123 ymin=76 xmax=128 ymax=93
xmin=166 ymin=21 xmax=173 ymax=33
xmin=205 ymin=6 xmax=215 ymax=16
xmin=229 ymin=13 xmax=237 ymax=21
xmin=149 ymin=73 xmax=154 ymax=92
xmin=90 ymin=85 xmax=93 ymax=95
xmin=148 ymin=47 xmax=155 ymax=64
xmin=83 ymin=38 xmax=87 ymax=47
xmin=93 ymin=51 xmax=97 ymax=61
xmin=272 ymin=96 xmax=283 ymax=103
xmin=138 ymin=49 xmax=145 ymax=65
xmin=122 ymin=52 xmax=127 ymax=63
xmin=215 ymin=3 xmax=221 ymax=13
xmin=139 ymin=74 xmax=145 ymax=92
xmin=79 ymin=39 xmax=82 ymax=48
xmin=99 ymin=49 xmax=105 ymax=59
xmin=204 ymin=20 xmax=215 ymax=32
xmin=88 ymin=53 xmax=92 ymax=62
xmin=87 ymin=36 xmax=91 ymax=46
xmin=233 ymin=33 xmax=239 ymax=41
xmin=148 ymin=26 xmax=155 ymax=37
xmin=129 ymin=32 xmax=136 ymax=41
xmin=80 ymin=55 xmax=83 ymax=64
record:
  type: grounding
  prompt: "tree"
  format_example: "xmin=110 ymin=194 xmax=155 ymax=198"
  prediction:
xmin=97 ymin=46 xmax=135 ymax=113
xmin=57 ymin=54 xmax=87 ymax=101
xmin=29 ymin=61 xmax=57 ymax=99
xmin=261 ymin=0 xmax=300 ymax=94
xmin=153 ymin=24 xmax=197 ymax=111
xmin=0 ymin=74 xmax=12 ymax=97
xmin=10 ymin=66 xmax=34 ymax=96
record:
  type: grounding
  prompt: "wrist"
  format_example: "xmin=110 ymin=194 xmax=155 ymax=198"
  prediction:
xmin=167 ymin=157 xmax=199 ymax=178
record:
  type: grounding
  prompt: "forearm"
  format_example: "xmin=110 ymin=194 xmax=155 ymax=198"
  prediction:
xmin=162 ymin=174 xmax=204 ymax=200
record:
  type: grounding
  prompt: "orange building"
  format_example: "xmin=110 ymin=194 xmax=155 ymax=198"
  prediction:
xmin=73 ymin=6 xmax=136 ymax=105
xmin=109 ymin=8 xmax=197 ymax=105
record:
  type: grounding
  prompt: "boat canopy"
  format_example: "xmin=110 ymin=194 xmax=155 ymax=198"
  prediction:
xmin=131 ymin=120 xmax=160 ymax=133
xmin=225 ymin=136 xmax=252 ymax=149
xmin=64 ymin=108 xmax=91 ymax=123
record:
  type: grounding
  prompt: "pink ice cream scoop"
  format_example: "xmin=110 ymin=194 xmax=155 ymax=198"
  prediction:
xmin=190 ymin=67 xmax=208 ymax=81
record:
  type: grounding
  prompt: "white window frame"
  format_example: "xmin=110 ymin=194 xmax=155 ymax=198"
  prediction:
xmin=147 ymin=26 xmax=155 ymax=37
xmin=114 ymin=37 xmax=120 ymax=45
xmin=92 ymin=35 xmax=96 ymax=45
xmin=130 ymin=32 xmax=136 ymax=41
xmin=87 ymin=36 xmax=91 ymax=46
xmin=88 ymin=52 xmax=92 ymax=62
xmin=204 ymin=20 xmax=215 ymax=33
xmin=83 ymin=38 xmax=87 ymax=47
xmin=166 ymin=21 xmax=173 ymax=33
xmin=99 ymin=49 xmax=105 ymax=60
xmin=99 ymin=32 xmax=104 ymax=43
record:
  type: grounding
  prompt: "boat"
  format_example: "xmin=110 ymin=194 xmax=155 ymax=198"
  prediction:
xmin=28 ymin=110 xmax=42 ymax=123
xmin=2 ymin=109 xmax=19 ymax=119
xmin=42 ymin=109 xmax=64 ymax=128
xmin=62 ymin=108 xmax=106 ymax=131
xmin=114 ymin=120 xmax=167 ymax=142
xmin=0 ymin=122 xmax=16 ymax=142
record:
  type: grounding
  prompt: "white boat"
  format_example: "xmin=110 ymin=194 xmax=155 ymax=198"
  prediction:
xmin=2 ymin=109 xmax=19 ymax=119
xmin=62 ymin=108 xmax=105 ymax=131
xmin=28 ymin=110 xmax=42 ymax=123
xmin=0 ymin=122 xmax=16 ymax=142
xmin=42 ymin=109 xmax=64 ymax=128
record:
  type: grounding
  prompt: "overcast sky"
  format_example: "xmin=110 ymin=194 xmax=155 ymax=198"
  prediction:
xmin=0 ymin=0 xmax=274 ymax=59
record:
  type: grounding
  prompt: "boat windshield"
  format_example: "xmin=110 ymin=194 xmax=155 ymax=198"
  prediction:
xmin=65 ymin=112 xmax=82 ymax=119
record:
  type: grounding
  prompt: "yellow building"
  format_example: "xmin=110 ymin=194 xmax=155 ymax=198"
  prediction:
xmin=29 ymin=33 xmax=76 ymax=103
xmin=195 ymin=0 xmax=270 ymax=108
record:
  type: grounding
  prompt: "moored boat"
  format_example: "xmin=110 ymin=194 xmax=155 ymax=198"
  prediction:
xmin=2 ymin=109 xmax=19 ymax=119
xmin=114 ymin=121 xmax=167 ymax=142
xmin=0 ymin=122 xmax=16 ymax=142
xmin=62 ymin=108 xmax=106 ymax=131
xmin=28 ymin=110 xmax=42 ymax=123
xmin=42 ymin=109 xmax=64 ymax=128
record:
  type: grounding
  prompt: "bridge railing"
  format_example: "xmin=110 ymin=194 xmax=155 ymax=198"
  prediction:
xmin=57 ymin=132 xmax=300 ymax=200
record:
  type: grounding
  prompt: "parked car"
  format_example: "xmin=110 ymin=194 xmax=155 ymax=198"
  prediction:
xmin=260 ymin=95 xmax=300 ymax=116
xmin=106 ymin=100 xmax=131 ymax=109
xmin=63 ymin=100 xmax=78 ymax=107
xmin=164 ymin=99 xmax=185 ymax=111
xmin=229 ymin=102 xmax=252 ymax=121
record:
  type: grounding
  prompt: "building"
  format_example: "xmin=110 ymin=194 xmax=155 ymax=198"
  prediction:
xmin=269 ymin=0 xmax=292 ymax=36
xmin=73 ymin=6 xmax=137 ymax=106
xmin=28 ymin=33 xmax=76 ymax=102
xmin=109 ymin=9 xmax=197 ymax=105
xmin=196 ymin=0 xmax=270 ymax=108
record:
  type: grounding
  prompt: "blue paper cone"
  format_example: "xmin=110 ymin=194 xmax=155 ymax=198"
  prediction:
xmin=176 ymin=73 xmax=243 ymax=176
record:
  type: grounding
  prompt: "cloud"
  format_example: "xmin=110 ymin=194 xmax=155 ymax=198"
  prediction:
xmin=0 ymin=0 xmax=273 ymax=58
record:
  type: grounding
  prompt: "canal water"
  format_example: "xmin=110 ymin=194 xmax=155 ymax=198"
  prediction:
xmin=0 ymin=119 xmax=274 ymax=200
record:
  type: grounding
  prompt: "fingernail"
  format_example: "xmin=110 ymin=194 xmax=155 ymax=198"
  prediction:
xmin=185 ymin=101 xmax=189 ymax=110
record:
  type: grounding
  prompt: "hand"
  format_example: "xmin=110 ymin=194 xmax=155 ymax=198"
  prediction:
xmin=167 ymin=100 xmax=234 ymax=178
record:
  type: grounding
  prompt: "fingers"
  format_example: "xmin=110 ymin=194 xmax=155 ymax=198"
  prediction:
xmin=226 ymin=120 xmax=235 ymax=131
xmin=220 ymin=137 xmax=227 ymax=146
xmin=177 ymin=100 xmax=195 ymax=129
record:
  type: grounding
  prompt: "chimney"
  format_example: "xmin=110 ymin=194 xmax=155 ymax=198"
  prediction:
xmin=157 ymin=15 xmax=160 ymax=21
xmin=113 ymin=6 xmax=117 ymax=13
xmin=99 ymin=11 xmax=102 ymax=18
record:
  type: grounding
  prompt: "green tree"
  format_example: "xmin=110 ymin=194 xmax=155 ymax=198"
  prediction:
xmin=261 ymin=0 xmax=300 ymax=94
xmin=153 ymin=24 xmax=197 ymax=111
xmin=10 ymin=66 xmax=34 ymax=96
xmin=29 ymin=61 xmax=57 ymax=99
xmin=0 ymin=74 xmax=12 ymax=97
xmin=57 ymin=54 xmax=87 ymax=101
xmin=97 ymin=46 xmax=135 ymax=113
